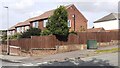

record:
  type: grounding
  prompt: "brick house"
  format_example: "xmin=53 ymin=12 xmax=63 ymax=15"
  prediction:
xmin=8 ymin=4 xmax=87 ymax=35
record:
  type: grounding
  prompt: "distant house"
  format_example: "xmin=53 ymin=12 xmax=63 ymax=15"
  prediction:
xmin=87 ymin=27 xmax=105 ymax=32
xmin=93 ymin=13 xmax=119 ymax=31
xmin=8 ymin=21 xmax=30 ymax=35
xmin=8 ymin=4 xmax=88 ymax=35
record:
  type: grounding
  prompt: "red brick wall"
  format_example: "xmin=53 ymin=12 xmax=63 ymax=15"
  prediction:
xmin=67 ymin=5 xmax=87 ymax=32
xmin=30 ymin=20 xmax=46 ymax=30
xmin=38 ymin=20 xmax=46 ymax=30
xmin=10 ymin=46 xmax=21 ymax=55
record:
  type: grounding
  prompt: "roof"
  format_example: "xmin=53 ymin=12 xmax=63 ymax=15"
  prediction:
xmin=9 ymin=25 xmax=16 ymax=30
xmin=29 ymin=4 xmax=74 ymax=22
xmin=9 ymin=4 xmax=74 ymax=30
xmin=8 ymin=19 xmax=31 ymax=30
xmin=29 ymin=9 xmax=54 ymax=22
xmin=16 ymin=19 xmax=30 ymax=27
xmin=87 ymin=27 xmax=105 ymax=32
xmin=94 ymin=13 xmax=120 ymax=23
xmin=8 ymin=22 xmax=22 ymax=30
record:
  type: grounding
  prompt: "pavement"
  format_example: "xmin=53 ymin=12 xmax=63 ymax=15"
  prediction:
xmin=0 ymin=55 xmax=28 ymax=63
xmin=1 ymin=45 xmax=119 ymax=66
xmin=20 ymin=45 xmax=118 ymax=63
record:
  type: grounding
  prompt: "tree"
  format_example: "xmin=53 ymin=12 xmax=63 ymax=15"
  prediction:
xmin=41 ymin=29 xmax=51 ymax=36
xmin=20 ymin=28 xmax=41 ymax=38
xmin=1 ymin=34 xmax=7 ymax=41
xmin=46 ymin=6 xmax=69 ymax=36
xmin=1 ymin=30 xmax=7 ymax=41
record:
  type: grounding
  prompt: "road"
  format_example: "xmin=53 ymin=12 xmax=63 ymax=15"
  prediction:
xmin=81 ymin=52 xmax=119 ymax=66
xmin=1 ymin=52 xmax=119 ymax=67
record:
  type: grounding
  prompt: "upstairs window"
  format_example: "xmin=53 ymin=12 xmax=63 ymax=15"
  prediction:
xmin=21 ymin=27 xmax=24 ymax=33
xmin=17 ymin=27 xmax=21 ymax=33
xmin=25 ymin=26 xmax=29 ymax=31
xmin=68 ymin=20 xmax=71 ymax=27
xmin=33 ymin=21 xmax=39 ymax=28
xmin=43 ymin=19 xmax=48 ymax=27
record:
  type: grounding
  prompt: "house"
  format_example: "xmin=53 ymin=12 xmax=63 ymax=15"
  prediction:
xmin=93 ymin=13 xmax=120 ymax=31
xmin=8 ymin=4 xmax=88 ymax=35
xmin=87 ymin=27 xmax=105 ymax=32
xmin=8 ymin=20 xmax=31 ymax=35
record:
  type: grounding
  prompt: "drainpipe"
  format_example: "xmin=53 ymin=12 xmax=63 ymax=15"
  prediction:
xmin=72 ymin=14 xmax=75 ymax=31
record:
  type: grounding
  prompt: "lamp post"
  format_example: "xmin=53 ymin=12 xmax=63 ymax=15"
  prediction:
xmin=4 ymin=6 xmax=9 ymax=55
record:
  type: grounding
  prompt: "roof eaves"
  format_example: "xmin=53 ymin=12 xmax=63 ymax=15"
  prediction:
xmin=94 ymin=13 xmax=117 ymax=23
xmin=94 ymin=19 xmax=117 ymax=23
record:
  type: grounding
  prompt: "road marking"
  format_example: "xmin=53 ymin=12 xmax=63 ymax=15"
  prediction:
xmin=22 ymin=63 xmax=34 ymax=66
xmin=37 ymin=62 xmax=48 ymax=65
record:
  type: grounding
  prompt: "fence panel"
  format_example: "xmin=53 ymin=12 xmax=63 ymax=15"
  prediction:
xmin=8 ymin=32 xmax=119 ymax=50
xmin=31 ymin=35 xmax=56 ymax=48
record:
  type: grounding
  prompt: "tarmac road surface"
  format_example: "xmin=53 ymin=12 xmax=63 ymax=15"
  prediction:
xmin=1 ymin=52 xmax=119 ymax=67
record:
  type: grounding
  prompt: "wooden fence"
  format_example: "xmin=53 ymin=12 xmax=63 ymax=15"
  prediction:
xmin=8 ymin=32 xmax=119 ymax=50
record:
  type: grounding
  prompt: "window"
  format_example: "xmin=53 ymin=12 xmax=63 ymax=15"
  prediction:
xmin=80 ymin=26 xmax=85 ymax=32
xmin=8 ymin=31 xmax=11 ymax=35
xmin=68 ymin=20 xmax=71 ymax=27
xmin=21 ymin=27 xmax=24 ymax=33
xmin=12 ymin=30 xmax=15 ymax=35
xmin=25 ymin=26 xmax=29 ymax=31
xmin=33 ymin=21 xmax=39 ymax=28
xmin=17 ymin=27 xmax=20 ymax=33
xmin=43 ymin=19 xmax=48 ymax=27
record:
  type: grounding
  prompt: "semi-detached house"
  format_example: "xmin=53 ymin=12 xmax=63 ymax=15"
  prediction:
xmin=8 ymin=4 xmax=88 ymax=35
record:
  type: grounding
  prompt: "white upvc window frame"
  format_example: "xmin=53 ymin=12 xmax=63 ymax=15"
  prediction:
xmin=43 ymin=19 xmax=48 ymax=27
xmin=33 ymin=21 xmax=39 ymax=28
xmin=21 ymin=27 xmax=24 ymax=33
xmin=17 ymin=27 xmax=20 ymax=33
xmin=68 ymin=20 xmax=71 ymax=27
xmin=25 ymin=26 xmax=29 ymax=31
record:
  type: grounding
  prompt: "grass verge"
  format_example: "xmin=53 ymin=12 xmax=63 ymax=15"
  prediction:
xmin=95 ymin=48 xmax=120 ymax=54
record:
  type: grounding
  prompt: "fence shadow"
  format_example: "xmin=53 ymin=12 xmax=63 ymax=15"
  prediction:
xmin=55 ymin=35 xmax=68 ymax=41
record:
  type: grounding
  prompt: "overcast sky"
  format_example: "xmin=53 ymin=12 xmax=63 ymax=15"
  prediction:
xmin=0 ymin=0 xmax=119 ymax=30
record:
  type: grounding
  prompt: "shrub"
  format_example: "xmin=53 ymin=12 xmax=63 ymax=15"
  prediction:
xmin=69 ymin=30 xmax=77 ymax=35
xmin=10 ymin=33 xmax=21 ymax=40
xmin=20 ymin=28 xmax=41 ymax=38
xmin=41 ymin=29 xmax=51 ymax=36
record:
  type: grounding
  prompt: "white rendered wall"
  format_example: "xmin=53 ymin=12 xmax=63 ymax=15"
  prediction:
xmin=94 ymin=20 xmax=119 ymax=30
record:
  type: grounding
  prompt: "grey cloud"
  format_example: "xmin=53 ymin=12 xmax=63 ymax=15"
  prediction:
xmin=75 ymin=2 xmax=118 ymax=12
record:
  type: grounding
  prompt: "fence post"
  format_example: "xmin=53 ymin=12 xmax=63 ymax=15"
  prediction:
xmin=56 ymin=45 xmax=59 ymax=53
xmin=29 ymin=48 xmax=33 ymax=56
